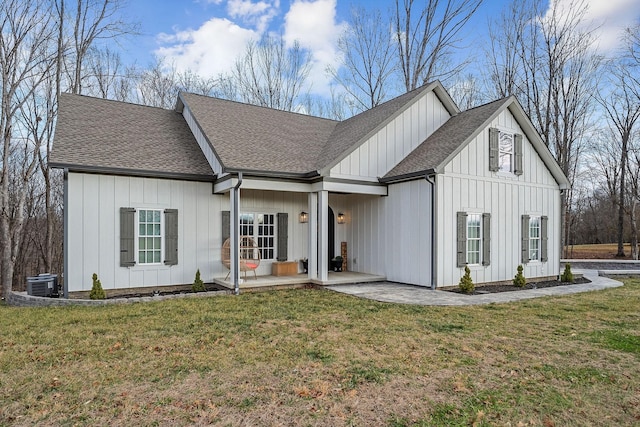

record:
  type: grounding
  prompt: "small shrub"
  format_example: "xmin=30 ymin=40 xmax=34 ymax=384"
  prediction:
xmin=192 ymin=269 xmax=205 ymax=292
xmin=513 ymin=265 xmax=527 ymax=287
xmin=89 ymin=273 xmax=106 ymax=300
xmin=561 ymin=263 xmax=574 ymax=283
xmin=458 ymin=265 xmax=474 ymax=294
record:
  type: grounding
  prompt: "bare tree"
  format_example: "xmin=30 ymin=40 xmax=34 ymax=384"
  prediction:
xmin=64 ymin=0 xmax=138 ymax=95
xmin=447 ymin=73 xmax=485 ymax=109
xmin=393 ymin=0 xmax=483 ymax=92
xmin=484 ymin=0 xmax=528 ymax=98
xmin=329 ymin=7 xmax=397 ymax=112
xmin=231 ymin=35 xmax=311 ymax=111
xmin=0 ymin=0 xmax=57 ymax=298
xmin=597 ymin=47 xmax=640 ymax=257
xmin=485 ymin=0 xmax=601 ymax=256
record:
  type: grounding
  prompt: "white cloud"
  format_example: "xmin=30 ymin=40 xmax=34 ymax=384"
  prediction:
xmin=153 ymin=0 xmax=346 ymax=97
xmin=284 ymin=0 xmax=348 ymax=96
xmin=227 ymin=0 xmax=280 ymax=33
xmin=155 ymin=18 xmax=258 ymax=76
xmin=547 ymin=0 xmax=640 ymax=53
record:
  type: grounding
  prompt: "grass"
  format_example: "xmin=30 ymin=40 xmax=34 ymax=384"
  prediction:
xmin=1 ymin=280 xmax=640 ymax=426
xmin=564 ymin=243 xmax=636 ymax=259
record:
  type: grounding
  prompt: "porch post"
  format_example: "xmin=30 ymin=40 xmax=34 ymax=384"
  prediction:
xmin=318 ymin=190 xmax=329 ymax=282
xmin=230 ymin=174 xmax=242 ymax=294
xmin=308 ymin=192 xmax=318 ymax=280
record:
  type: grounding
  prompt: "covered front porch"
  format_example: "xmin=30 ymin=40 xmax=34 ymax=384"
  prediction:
xmin=213 ymin=271 xmax=386 ymax=291
xmin=215 ymin=174 xmax=389 ymax=292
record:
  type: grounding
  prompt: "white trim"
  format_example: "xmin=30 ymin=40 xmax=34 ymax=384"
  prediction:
xmin=134 ymin=208 xmax=165 ymax=266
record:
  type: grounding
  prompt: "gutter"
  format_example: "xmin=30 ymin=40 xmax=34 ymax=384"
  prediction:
xmin=425 ymin=174 xmax=437 ymax=290
xmin=232 ymin=172 xmax=243 ymax=295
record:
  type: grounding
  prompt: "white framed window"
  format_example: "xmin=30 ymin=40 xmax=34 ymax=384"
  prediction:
xmin=457 ymin=212 xmax=491 ymax=268
xmin=240 ymin=213 xmax=276 ymax=260
xmin=521 ymin=214 xmax=547 ymax=264
xmin=499 ymin=131 xmax=514 ymax=173
xmin=138 ymin=209 xmax=162 ymax=264
xmin=529 ymin=216 xmax=541 ymax=261
xmin=466 ymin=214 xmax=482 ymax=265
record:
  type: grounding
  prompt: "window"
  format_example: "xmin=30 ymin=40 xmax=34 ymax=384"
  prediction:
xmin=529 ymin=216 xmax=541 ymax=261
xmin=489 ymin=128 xmax=523 ymax=175
xmin=240 ymin=213 xmax=276 ymax=260
xmin=467 ymin=214 xmax=482 ymax=265
xmin=138 ymin=209 xmax=162 ymax=264
xmin=120 ymin=208 xmax=178 ymax=267
xmin=521 ymin=215 xmax=548 ymax=264
xmin=457 ymin=212 xmax=491 ymax=267
xmin=499 ymin=131 xmax=514 ymax=173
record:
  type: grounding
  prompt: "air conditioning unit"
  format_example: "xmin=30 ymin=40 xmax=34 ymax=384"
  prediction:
xmin=27 ymin=274 xmax=59 ymax=297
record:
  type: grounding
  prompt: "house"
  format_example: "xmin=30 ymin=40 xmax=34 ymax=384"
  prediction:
xmin=49 ymin=81 xmax=569 ymax=296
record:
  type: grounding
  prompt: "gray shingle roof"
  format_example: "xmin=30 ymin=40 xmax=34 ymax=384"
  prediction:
xmin=384 ymin=97 xmax=511 ymax=180
xmin=180 ymin=93 xmax=338 ymax=175
xmin=50 ymin=93 xmax=215 ymax=180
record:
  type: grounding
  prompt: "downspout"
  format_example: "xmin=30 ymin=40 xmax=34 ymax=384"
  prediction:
xmin=232 ymin=173 xmax=243 ymax=295
xmin=63 ymin=168 xmax=69 ymax=298
xmin=425 ymin=174 xmax=436 ymax=290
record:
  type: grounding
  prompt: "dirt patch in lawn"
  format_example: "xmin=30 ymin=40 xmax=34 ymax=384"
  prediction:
xmin=445 ymin=276 xmax=591 ymax=295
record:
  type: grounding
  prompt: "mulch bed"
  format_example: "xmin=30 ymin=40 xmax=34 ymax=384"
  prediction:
xmin=445 ymin=276 xmax=591 ymax=295
xmin=105 ymin=283 xmax=227 ymax=299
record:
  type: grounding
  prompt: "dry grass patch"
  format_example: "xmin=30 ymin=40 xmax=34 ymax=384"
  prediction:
xmin=564 ymin=243 xmax=635 ymax=259
xmin=1 ymin=280 xmax=640 ymax=426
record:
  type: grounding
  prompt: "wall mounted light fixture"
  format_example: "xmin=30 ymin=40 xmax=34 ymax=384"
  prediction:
xmin=337 ymin=212 xmax=345 ymax=224
xmin=299 ymin=211 xmax=308 ymax=223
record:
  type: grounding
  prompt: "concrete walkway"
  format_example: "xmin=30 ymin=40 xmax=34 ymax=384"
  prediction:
xmin=325 ymin=270 xmax=624 ymax=306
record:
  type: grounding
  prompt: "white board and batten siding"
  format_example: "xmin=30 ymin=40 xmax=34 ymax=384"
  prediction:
xmin=329 ymin=91 xmax=450 ymax=180
xmin=334 ymin=179 xmax=433 ymax=287
xmin=436 ymin=108 xmax=562 ymax=287
xmin=66 ymin=172 xmax=226 ymax=292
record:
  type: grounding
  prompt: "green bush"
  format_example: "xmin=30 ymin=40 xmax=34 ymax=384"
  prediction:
xmin=458 ymin=265 xmax=474 ymax=294
xmin=192 ymin=269 xmax=205 ymax=292
xmin=89 ymin=273 xmax=106 ymax=300
xmin=561 ymin=263 xmax=574 ymax=283
xmin=513 ymin=265 xmax=527 ymax=287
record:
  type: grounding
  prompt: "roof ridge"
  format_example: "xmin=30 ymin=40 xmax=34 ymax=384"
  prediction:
xmin=60 ymin=92 xmax=176 ymax=113
xmin=180 ymin=91 xmax=339 ymax=124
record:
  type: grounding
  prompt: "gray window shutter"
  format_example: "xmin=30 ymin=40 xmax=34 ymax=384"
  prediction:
xmin=541 ymin=215 xmax=548 ymax=262
xmin=164 ymin=209 xmax=178 ymax=265
xmin=521 ymin=214 xmax=530 ymax=264
xmin=277 ymin=212 xmax=288 ymax=261
xmin=514 ymin=133 xmax=524 ymax=176
xmin=482 ymin=213 xmax=491 ymax=266
xmin=489 ymin=128 xmax=499 ymax=172
xmin=120 ymin=207 xmax=136 ymax=267
xmin=221 ymin=211 xmax=230 ymax=244
xmin=456 ymin=212 xmax=467 ymax=267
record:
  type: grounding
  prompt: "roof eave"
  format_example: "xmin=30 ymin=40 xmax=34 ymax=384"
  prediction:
xmin=223 ymin=166 xmax=321 ymax=181
xmin=49 ymin=162 xmax=217 ymax=182
xmin=380 ymin=168 xmax=436 ymax=184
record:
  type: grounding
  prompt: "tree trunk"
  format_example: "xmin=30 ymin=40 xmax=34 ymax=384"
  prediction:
xmin=616 ymin=138 xmax=628 ymax=257
xmin=631 ymin=198 xmax=638 ymax=260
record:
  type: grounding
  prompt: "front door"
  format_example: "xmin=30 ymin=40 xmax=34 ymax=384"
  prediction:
xmin=328 ymin=207 xmax=335 ymax=268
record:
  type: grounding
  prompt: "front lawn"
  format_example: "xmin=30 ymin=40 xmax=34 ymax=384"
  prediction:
xmin=1 ymin=281 xmax=639 ymax=426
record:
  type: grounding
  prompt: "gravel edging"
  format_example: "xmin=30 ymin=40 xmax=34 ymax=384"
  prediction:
xmin=5 ymin=289 xmax=232 ymax=307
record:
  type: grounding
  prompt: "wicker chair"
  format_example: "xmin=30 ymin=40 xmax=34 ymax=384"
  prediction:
xmin=221 ymin=236 xmax=261 ymax=280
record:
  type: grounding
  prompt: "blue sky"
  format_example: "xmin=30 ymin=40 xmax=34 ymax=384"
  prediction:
xmin=120 ymin=0 xmax=640 ymax=95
